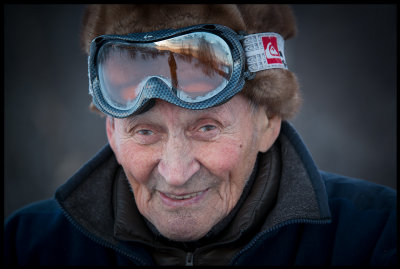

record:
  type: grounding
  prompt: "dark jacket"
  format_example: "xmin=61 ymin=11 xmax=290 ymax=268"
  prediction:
xmin=4 ymin=121 xmax=397 ymax=266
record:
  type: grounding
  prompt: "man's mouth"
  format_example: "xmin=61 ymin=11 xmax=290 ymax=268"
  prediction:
xmin=164 ymin=191 xmax=205 ymax=200
xmin=158 ymin=189 xmax=208 ymax=207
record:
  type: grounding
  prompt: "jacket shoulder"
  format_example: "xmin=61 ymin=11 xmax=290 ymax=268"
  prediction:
xmin=5 ymin=198 xmax=119 ymax=265
xmin=5 ymin=198 xmax=66 ymax=240
xmin=5 ymin=199 xmax=62 ymax=263
xmin=320 ymin=171 xmax=396 ymax=265
xmin=321 ymin=171 xmax=396 ymax=211
xmin=6 ymin=198 xmax=61 ymax=217
xmin=5 ymin=198 xmax=64 ymax=232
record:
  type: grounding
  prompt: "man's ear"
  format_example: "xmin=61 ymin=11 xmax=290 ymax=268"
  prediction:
xmin=256 ymin=110 xmax=282 ymax=153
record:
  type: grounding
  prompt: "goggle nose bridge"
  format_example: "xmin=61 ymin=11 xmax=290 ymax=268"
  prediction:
xmin=139 ymin=76 xmax=176 ymax=99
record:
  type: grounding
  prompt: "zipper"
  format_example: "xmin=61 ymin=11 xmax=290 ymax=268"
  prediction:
xmin=229 ymin=218 xmax=331 ymax=265
xmin=185 ymin=252 xmax=194 ymax=266
xmin=56 ymin=200 xmax=152 ymax=265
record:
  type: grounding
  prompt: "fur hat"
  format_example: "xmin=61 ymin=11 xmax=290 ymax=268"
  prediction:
xmin=81 ymin=4 xmax=301 ymax=119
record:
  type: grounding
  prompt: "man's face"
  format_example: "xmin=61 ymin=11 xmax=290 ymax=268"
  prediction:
xmin=107 ymin=94 xmax=281 ymax=241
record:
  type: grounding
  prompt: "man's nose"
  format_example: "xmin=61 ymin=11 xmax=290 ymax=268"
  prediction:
xmin=157 ymin=135 xmax=200 ymax=186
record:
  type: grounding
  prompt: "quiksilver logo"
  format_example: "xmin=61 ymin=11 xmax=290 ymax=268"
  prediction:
xmin=265 ymin=42 xmax=280 ymax=59
xmin=262 ymin=36 xmax=283 ymax=65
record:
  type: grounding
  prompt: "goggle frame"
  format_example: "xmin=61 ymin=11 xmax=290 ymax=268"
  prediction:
xmin=88 ymin=24 xmax=254 ymax=118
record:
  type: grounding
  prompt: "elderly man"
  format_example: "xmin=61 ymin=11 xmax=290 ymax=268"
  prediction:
xmin=4 ymin=4 xmax=396 ymax=266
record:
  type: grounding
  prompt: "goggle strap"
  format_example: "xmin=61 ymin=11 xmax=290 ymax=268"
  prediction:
xmin=243 ymin=33 xmax=288 ymax=72
xmin=244 ymin=70 xmax=256 ymax=81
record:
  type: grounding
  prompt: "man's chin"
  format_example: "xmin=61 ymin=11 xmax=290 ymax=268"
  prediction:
xmin=152 ymin=216 xmax=212 ymax=242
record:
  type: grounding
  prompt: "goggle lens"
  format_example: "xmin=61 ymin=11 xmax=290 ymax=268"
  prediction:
xmin=97 ymin=32 xmax=233 ymax=110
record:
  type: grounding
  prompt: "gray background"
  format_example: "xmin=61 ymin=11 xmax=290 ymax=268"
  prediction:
xmin=4 ymin=4 xmax=396 ymax=219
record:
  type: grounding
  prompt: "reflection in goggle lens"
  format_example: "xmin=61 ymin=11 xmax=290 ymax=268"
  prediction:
xmin=97 ymin=32 xmax=233 ymax=109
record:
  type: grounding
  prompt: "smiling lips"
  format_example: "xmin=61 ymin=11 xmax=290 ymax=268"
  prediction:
xmin=159 ymin=189 xmax=208 ymax=207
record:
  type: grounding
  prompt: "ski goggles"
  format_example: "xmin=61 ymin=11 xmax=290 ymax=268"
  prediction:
xmin=88 ymin=24 xmax=288 ymax=118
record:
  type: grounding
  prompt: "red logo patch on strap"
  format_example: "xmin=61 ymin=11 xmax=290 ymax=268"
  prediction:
xmin=262 ymin=36 xmax=283 ymax=65
xmin=243 ymin=32 xmax=287 ymax=72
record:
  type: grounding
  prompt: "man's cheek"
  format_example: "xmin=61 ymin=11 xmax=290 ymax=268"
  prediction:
xmin=117 ymin=143 xmax=159 ymax=183
xmin=197 ymin=141 xmax=242 ymax=174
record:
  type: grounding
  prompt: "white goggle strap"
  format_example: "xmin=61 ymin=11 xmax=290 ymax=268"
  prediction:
xmin=243 ymin=32 xmax=288 ymax=72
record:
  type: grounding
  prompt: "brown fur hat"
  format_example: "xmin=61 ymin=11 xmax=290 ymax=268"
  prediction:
xmin=81 ymin=4 xmax=301 ymax=119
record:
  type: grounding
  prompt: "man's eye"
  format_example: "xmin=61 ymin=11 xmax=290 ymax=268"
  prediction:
xmin=192 ymin=124 xmax=220 ymax=141
xmin=132 ymin=129 xmax=161 ymax=145
xmin=137 ymin=129 xmax=154 ymax=136
xmin=199 ymin=125 xmax=216 ymax=132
